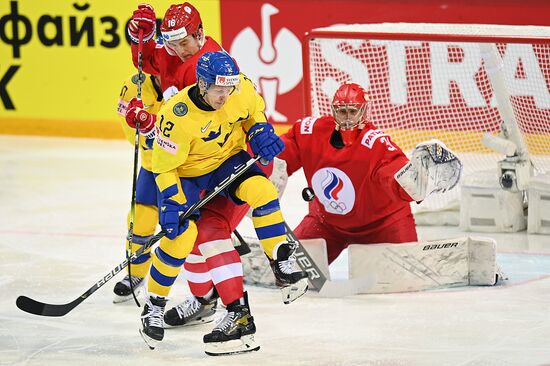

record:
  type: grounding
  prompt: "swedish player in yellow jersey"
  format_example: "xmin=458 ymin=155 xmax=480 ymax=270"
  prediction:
xmin=139 ymin=51 xmax=308 ymax=350
xmin=114 ymin=73 xmax=163 ymax=302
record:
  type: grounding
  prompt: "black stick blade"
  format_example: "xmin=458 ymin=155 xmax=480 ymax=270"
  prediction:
xmin=16 ymin=295 xmax=81 ymax=317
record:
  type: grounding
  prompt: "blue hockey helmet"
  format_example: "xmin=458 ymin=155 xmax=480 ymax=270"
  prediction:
xmin=196 ymin=51 xmax=240 ymax=90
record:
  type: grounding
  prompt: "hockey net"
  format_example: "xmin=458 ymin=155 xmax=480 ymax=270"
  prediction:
xmin=303 ymin=23 xmax=550 ymax=218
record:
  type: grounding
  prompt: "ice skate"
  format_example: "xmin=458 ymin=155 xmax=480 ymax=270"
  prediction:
xmin=163 ymin=295 xmax=217 ymax=328
xmin=203 ymin=292 xmax=260 ymax=356
xmin=139 ymin=294 xmax=167 ymax=350
xmin=270 ymin=242 xmax=309 ymax=304
xmin=113 ymin=274 xmax=145 ymax=303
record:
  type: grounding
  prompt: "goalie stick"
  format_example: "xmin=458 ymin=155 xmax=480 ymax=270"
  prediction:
xmin=290 ymin=187 xmax=376 ymax=297
xmin=16 ymin=155 xmax=261 ymax=317
xmin=285 ymin=221 xmax=376 ymax=297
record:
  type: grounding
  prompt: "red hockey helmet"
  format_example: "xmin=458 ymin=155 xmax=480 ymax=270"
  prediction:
xmin=160 ymin=3 xmax=202 ymax=43
xmin=331 ymin=83 xmax=370 ymax=146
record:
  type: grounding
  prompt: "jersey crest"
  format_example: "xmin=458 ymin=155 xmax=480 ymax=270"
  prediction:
xmin=311 ymin=167 xmax=356 ymax=215
xmin=173 ymin=102 xmax=188 ymax=116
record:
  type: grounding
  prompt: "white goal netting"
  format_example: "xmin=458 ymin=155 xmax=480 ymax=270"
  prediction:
xmin=303 ymin=23 xmax=550 ymax=214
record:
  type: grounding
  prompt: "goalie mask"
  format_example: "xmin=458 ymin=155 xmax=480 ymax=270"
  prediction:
xmin=161 ymin=3 xmax=203 ymax=58
xmin=331 ymin=83 xmax=370 ymax=147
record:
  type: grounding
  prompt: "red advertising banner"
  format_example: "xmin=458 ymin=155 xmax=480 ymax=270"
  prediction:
xmin=220 ymin=0 xmax=550 ymax=128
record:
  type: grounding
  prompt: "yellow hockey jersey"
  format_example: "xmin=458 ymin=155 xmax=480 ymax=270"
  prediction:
xmin=152 ymin=73 xmax=266 ymax=177
xmin=116 ymin=73 xmax=164 ymax=171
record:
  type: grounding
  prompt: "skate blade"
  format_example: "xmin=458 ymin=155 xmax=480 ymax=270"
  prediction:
xmin=163 ymin=312 xmax=216 ymax=329
xmin=282 ymin=278 xmax=308 ymax=304
xmin=112 ymin=285 xmax=145 ymax=304
xmin=205 ymin=335 xmax=260 ymax=356
xmin=139 ymin=329 xmax=161 ymax=350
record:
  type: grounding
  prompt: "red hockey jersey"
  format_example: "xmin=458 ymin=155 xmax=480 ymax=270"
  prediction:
xmin=131 ymin=36 xmax=222 ymax=94
xmin=279 ymin=116 xmax=414 ymax=234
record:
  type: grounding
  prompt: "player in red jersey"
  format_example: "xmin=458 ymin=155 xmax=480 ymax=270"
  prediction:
xmin=280 ymin=82 xmax=462 ymax=263
xmin=242 ymin=82 xmax=462 ymax=284
xmin=128 ymin=3 xmax=222 ymax=99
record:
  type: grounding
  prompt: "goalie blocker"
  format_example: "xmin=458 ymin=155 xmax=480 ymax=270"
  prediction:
xmin=242 ymin=236 xmax=504 ymax=294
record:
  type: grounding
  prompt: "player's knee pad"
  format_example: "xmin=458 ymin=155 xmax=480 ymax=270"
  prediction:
xmin=158 ymin=220 xmax=198 ymax=260
xmin=127 ymin=203 xmax=158 ymax=236
xmin=235 ymin=175 xmax=279 ymax=209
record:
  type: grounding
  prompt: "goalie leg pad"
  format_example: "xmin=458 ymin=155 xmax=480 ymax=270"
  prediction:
xmin=348 ymin=236 xmax=500 ymax=293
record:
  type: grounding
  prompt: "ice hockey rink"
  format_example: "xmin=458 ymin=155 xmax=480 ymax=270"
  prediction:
xmin=2 ymin=135 xmax=550 ymax=366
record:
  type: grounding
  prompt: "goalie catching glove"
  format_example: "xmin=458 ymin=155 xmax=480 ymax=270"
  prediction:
xmin=395 ymin=139 xmax=463 ymax=202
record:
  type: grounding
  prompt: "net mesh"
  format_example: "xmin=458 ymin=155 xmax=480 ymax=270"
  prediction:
xmin=305 ymin=25 xmax=550 ymax=212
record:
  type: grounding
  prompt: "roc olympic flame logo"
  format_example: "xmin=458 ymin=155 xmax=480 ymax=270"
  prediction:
xmin=322 ymin=171 xmax=344 ymax=200
xmin=312 ymin=167 xmax=355 ymax=215
xmin=320 ymin=170 xmax=347 ymax=214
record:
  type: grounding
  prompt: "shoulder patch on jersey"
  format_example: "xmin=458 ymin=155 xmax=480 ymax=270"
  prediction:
xmin=131 ymin=73 xmax=146 ymax=85
xmin=361 ymin=129 xmax=389 ymax=149
xmin=155 ymin=127 xmax=179 ymax=155
xmin=173 ymin=102 xmax=188 ymax=117
xmin=300 ymin=117 xmax=316 ymax=135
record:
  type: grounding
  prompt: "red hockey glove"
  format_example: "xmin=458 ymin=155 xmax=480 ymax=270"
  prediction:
xmin=125 ymin=98 xmax=156 ymax=138
xmin=128 ymin=3 xmax=156 ymax=43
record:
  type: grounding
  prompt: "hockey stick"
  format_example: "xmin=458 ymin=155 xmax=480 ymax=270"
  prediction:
xmin=287 ymin=222 xmax=377 ymax=297
xmin=284 ymin=222 xmax=327 ymax=291
xmin=16 ymin=155 xmax=262 ymax=317
xmin=288 ymin=187 xmax=377 ymax=297
xmin=233 ymin=229 xmax=251 ymax=256
xmin=126 ymin=28 xmax=145 ymax=307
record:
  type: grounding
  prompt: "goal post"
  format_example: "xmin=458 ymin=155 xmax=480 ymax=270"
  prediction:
xmin=302 ymin=23 xmax=550 ymax=215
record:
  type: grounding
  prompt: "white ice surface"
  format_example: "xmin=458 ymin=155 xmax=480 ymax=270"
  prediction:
xmin=1 ymin=135 xmax=550 ymax=366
